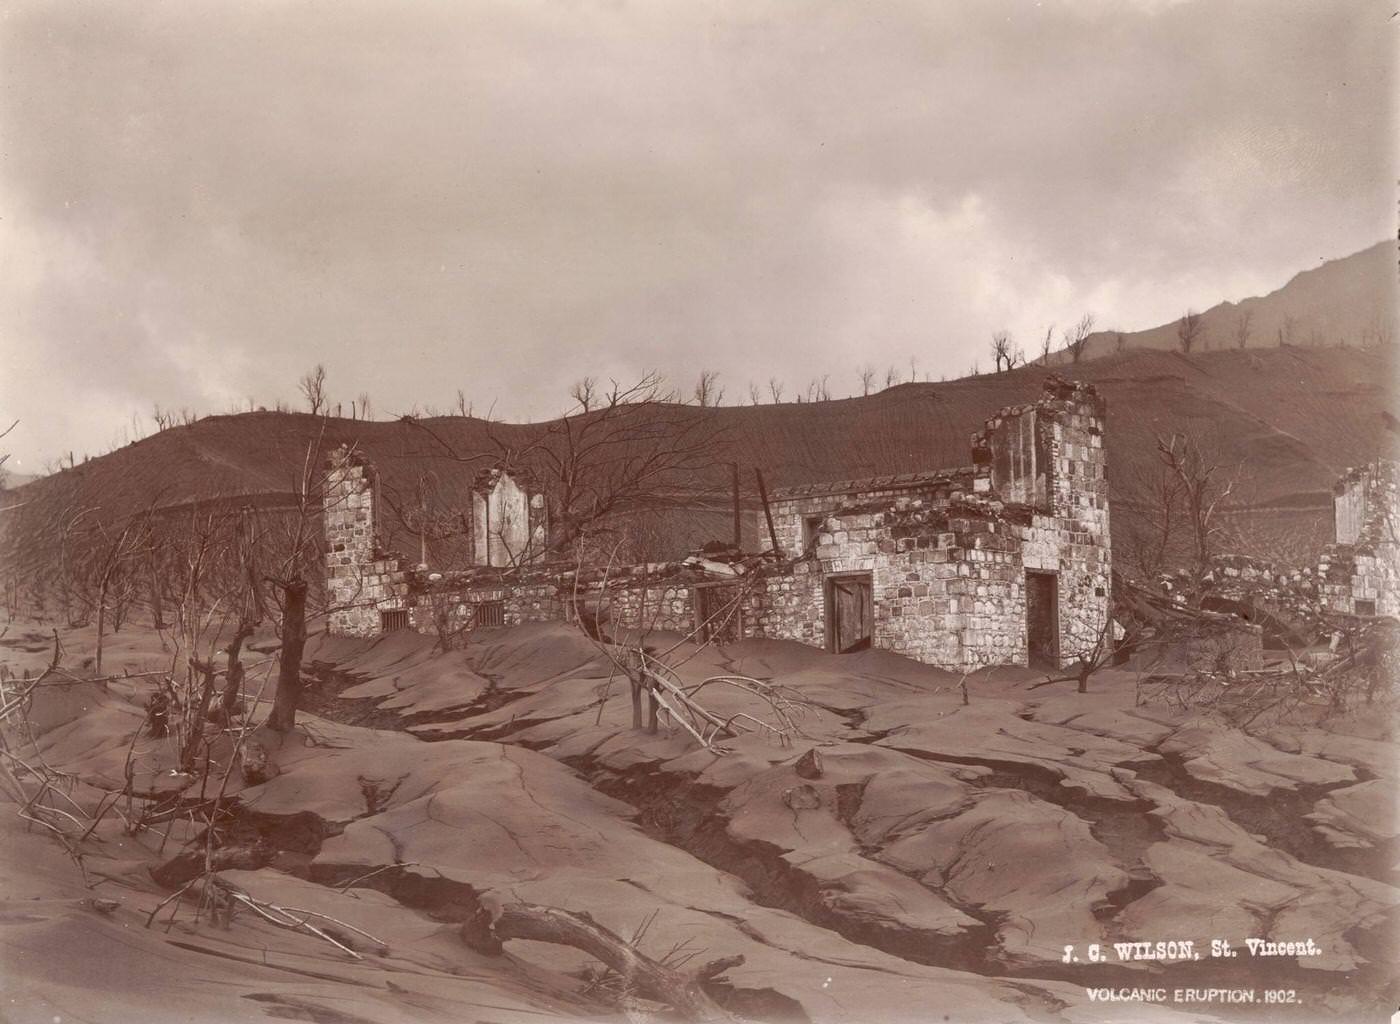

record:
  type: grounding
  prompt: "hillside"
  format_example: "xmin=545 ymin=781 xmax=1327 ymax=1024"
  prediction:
xmin=2 ymin=344 xmax=1395 ymax=573
xmin=1061 ymin=239 xmax=1398 ymax=362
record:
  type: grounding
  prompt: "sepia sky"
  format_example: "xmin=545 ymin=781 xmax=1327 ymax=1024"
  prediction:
xmin=0 ymin=0 xmax=1393 ymax=470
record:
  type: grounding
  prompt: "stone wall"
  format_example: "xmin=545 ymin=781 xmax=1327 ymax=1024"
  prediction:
xmin=767 ymin=470 xmax=976 ymax=559
xmin=1320 ymin=461 xmax=1400 ymax=616
xmin=606 ymin=583 xmax=698 ymax=636
xmin=323 ymin=377 xmax=1114 ymax=673
xmin=810 ymin=500 xmax=1026 ymax=668
xmin=983 ymin=377 xmax=1112 ymax=660
xmin=1334 ymin=471 xmax=1367 ymax=546
xmin=471 ymin=468 xmax=548 ymax=567
xmin=324 ymin=446 xmax=412 ymax=638
xmin=740 ymin=565 xmax=825 ymax=648
xmin=407 ymin=580 xmax=567 ymax=642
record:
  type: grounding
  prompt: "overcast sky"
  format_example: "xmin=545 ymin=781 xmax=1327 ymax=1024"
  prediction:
xmin=0 ymin=0 xmax=1393 ymax=471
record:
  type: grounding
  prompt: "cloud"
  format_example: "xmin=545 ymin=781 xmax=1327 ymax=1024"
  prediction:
xmin=0 ymin=0 xmax=1392 ymax=468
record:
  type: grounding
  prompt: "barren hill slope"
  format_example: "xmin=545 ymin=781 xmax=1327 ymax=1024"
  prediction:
xmin=1063 ymin=239 xmax=1398 ymax=362
xmin=3 ymin=344 xmax=1395 ymax=570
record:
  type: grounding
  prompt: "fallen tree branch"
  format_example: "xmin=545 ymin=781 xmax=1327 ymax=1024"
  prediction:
xmin=461 ymin=899 xmax=744 ymax=1022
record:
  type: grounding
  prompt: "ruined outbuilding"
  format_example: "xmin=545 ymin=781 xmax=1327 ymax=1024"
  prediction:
xmin=324 ymin=377 xmax=1113 ymax=671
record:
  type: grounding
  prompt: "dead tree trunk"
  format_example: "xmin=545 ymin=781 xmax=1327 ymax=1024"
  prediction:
xmin=219 ymin=624 xmax=254 ymax=720
xmin=268 ymin=578 xmax=308 ymax=733
xmin=180 ymin=658 xmax=218 ymax=771
xmin=94 ymin=581 xmax=107 ymax=676
xmin=461 ymin=900 xmax=743 ymax=1023
xmin=149 ymin=562 xmax=166 ymax=630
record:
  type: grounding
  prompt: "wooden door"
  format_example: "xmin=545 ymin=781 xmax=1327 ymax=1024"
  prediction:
xmin=827 ymin=574 xmax=873 ymax=653
xmin=1026 ymin=570 xmax=1059 ymax=669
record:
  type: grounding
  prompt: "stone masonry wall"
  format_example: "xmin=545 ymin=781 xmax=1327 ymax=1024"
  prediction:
xmin=767 ymin=471 xmax=976 ymax=559
xmin=324 ymin=376 xmax=1113 ymax=674
xmin=324 ymin=446 xmax=411 ymax=638
xmin=740 ymin=564 xmax=825 ymax=648
xmin=606 ymin=583 xmax=698 ymax=636
xmin=808 ymin=500 xmax=1025 ymax=669
xmin=979 ymin=378 xmax=1112 ymax=662
xmin=407 ymin=581 xmax=566 ymax=642
xmin=1320 ymin=461 xmax=1400 ymax=616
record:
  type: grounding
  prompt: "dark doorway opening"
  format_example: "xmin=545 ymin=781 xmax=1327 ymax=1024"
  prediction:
xmin=1026 ymin=570 xmax=1059 ymax=669
xmin=694 ymin=584 xmax=741 ymax=644
xmin=826 ymin=573 xmax=874 ymax=654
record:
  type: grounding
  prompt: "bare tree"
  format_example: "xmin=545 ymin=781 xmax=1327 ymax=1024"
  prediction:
xmin=1153 ymin=431 xmax=1241 ymax=604
xmin=991 ymin=331 xmax=1014 ymax=373
xmin=1120 ymin=456 xmax=1186 ymax=582
xmin=747 ymin=381 xmax=762 ymax=405
xmin=407 ymin=372 xmax=729 ymax=562
xmin=1233 ymin=310 xmax=1253 ymax=350
xmin=692 ymin=370 xmax=724 ymax=407
xmin=1039 ymin=324 xmax=1055 ymax=365
xmin=299 ymin=364 xmax=328 ymax=415
xmin=455 ymin=389 xmax=473 ymax=417
xmin=569 ymin=377 xmax=598 ymax=412
xmin=356 ymin=392 xmax=373 ymax=420
xmin=767 ymin=377 xmax=785 ymax=403
xmin=82 ymin=511 xmax=157 ymax=674
xmin=858 ymin=365 xmax=876 ymax=395
xmin=1064 ymin=313 xmax=1095 ymax=364
xmin=884 ymin=365 xmax=901 ymax=389
xmin=1176 ymin=310 xmax=1204 ymax=354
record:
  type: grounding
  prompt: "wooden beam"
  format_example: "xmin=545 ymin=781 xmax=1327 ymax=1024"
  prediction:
xmin=754 ymin=468 xmax=781 ymax=557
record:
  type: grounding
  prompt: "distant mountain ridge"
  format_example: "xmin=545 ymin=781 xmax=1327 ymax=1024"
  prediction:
xmin=1062 ymin=239 xmax=1398 ymax=362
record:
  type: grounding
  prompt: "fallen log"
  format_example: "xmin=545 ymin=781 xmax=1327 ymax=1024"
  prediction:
xmin=461 ymin=899 xmax=745 ymax=1023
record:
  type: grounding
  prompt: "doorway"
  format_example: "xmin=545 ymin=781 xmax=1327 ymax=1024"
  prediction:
xmin=825 ymin=573 xmax=874 ymax=654
xmin=694 ymin=584 xmax=741 ymax=644
xmin=1026 ymin=570 xmax=1059 ymax=669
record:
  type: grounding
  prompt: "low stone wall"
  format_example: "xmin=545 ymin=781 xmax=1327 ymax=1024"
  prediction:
xmin=606 ymin=583 xmax=697 ymax=636
xmin=740 ymin=565 xmax=824 ymax=648
xmin=407 ymin=581 xmax=568 ymax=644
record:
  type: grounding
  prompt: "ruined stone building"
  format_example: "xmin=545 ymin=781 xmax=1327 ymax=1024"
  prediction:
xmin=323 ymin=377 xmax=1112 ymax=671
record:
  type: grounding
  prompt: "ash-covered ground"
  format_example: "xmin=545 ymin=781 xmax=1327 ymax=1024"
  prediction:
xmin=1 ymin=618 xmax=1396 ymax=1024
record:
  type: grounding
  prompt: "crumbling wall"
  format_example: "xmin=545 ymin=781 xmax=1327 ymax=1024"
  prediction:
xmin=974 ymin=378 xmax=1112 ymax=665
xmin=767 ymin=471 xmax=974 ymax=559
xmin=407 ymin=581 xmax=566 ymax=642
xmin=324 ymin=377 xmax=1113 ymax=672
xmin=1320 ymin=461 xmax=1400 ymax=616
xmin=324 ymin=446 xmax=411 ymax=637
xmin=472 ymin=469 xmax=546 ymax=567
